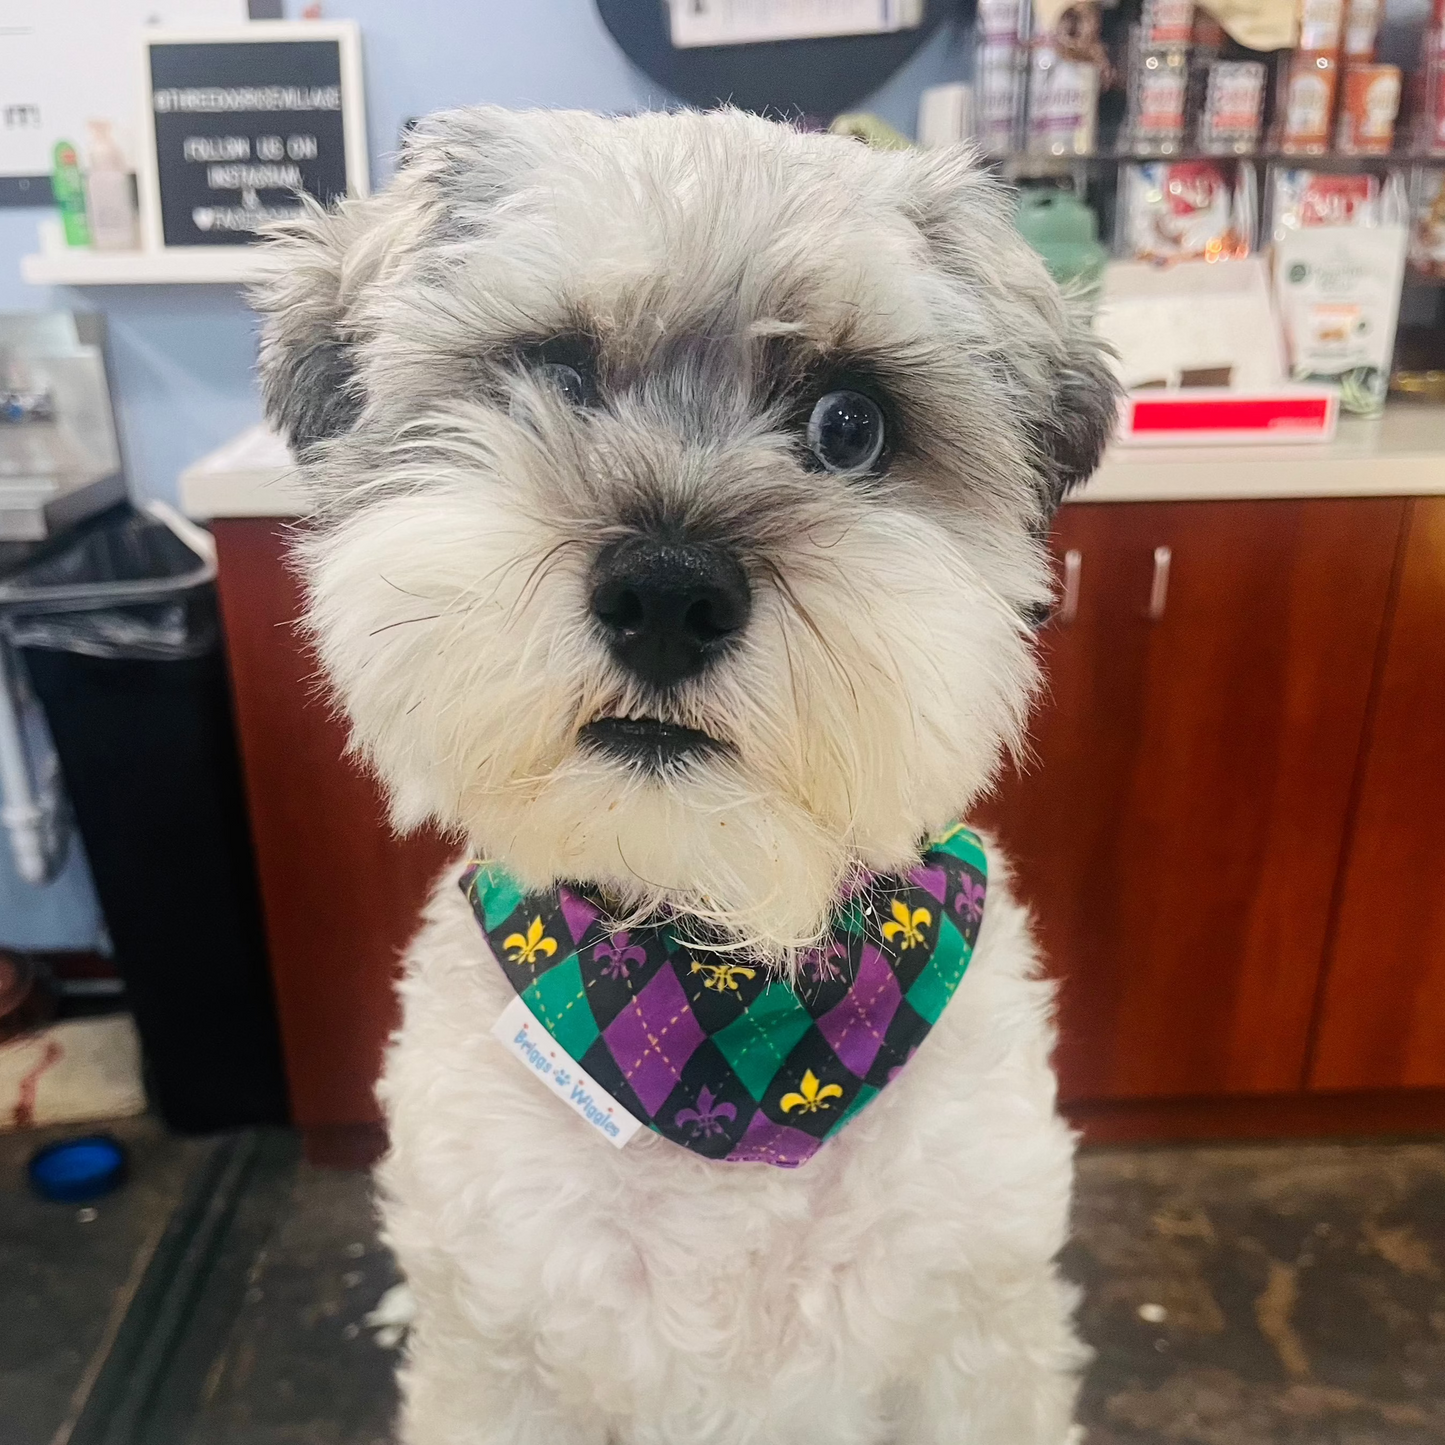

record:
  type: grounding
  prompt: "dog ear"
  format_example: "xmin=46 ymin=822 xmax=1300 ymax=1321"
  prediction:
xmin=1025 ymin=327 xmax=1120 ymax=516
xmin=251 ymin=194 xmax=380 ymax=455
xmin=252 ymin=106 xmax=536 ymax=455
xmin=896 ymin=147 xmax=1120 ymax=518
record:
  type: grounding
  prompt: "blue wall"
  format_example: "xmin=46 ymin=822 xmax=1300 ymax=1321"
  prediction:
xmin=0 ymin=0 xmax=967 ymax=948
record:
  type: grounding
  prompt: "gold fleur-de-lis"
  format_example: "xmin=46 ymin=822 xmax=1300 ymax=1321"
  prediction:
xmin=780 ymin=1069 xmax=844 ymax=1115
xmin=881 ymin=898 xmax=931 ymax=951
xmin=689 ymin=959 xmax=758 ymax=993
xmin=503 ymin=916 xmax=558 ymax=967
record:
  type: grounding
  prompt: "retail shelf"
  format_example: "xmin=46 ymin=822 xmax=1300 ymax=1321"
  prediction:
xmin=1082 ymin=404 xmax=1445 ymax=502
xmin=21 ymin=246 xmax=279 ymax=286
xmin=999 ymin=150 xmax=1445 ymax=177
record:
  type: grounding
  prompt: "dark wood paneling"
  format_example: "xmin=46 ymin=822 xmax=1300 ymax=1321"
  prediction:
xmin=979 ymin=498 xmax=1405 ymax=1103
xmin=1311 ymin=498 xmax=1445 ymax=1090
xmin=212 ymin=519 xmax=454 ymax=1132
xmin=1069 ymin=1088 xmax=1445 ymax=1147
xmin=212 ymin=497 xmax=1425 ymax=1139
xmin=302 ymin=1122 xmax=389 ymax=1170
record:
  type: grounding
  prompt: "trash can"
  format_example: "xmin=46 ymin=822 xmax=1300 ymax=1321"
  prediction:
xmin=0 ymin=500 xmax=288 ymax=1132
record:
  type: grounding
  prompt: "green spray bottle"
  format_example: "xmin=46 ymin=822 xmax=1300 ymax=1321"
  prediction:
xmin=52 ymin=141 xmax=92 ymax=248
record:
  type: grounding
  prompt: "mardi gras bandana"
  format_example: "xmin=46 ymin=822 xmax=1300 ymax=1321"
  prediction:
xmin=461 ymin=825 xmax=988 ymax=1168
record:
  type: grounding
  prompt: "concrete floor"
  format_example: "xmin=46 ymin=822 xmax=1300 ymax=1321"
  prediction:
xmin=172 ymin=1140 xmax=400 ymax=1445
xmin=1068 ymin=1143 xmax=1445 ymax=1445
xmin=0 ymin=1116 xmax=212 ymax=1445
xmin=4 ymin=1123 xmax=1442 ymax=1444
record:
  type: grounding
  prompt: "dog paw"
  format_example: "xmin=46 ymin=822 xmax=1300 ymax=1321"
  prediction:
xmin=364 ymin=1281 xmax=416 ymax=1349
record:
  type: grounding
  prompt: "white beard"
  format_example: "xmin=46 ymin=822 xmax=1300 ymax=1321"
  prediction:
xmin=301 ymin=476 xmax=1042 ymax=964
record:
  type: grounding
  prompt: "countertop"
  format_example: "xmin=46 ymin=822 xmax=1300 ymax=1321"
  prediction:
xmin=179 ymin=406 xmax=1445 ymax=521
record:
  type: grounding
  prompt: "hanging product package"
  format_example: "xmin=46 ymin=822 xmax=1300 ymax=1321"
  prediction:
xmin=1271 ymin=169 xmax=1409 ymax=416
xmin=1197 ymin=59 xmax=1267 ymax=154
xmin=1120 ymin=160 xmax=1256 ymax=261
xmin=1026 ymin=0 xmax=1109 ymax=156
xmin=1410 ymin=168 xmax=1445 ymax=278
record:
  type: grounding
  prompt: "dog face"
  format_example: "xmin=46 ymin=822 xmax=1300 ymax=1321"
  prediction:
xmin=254 ymin=107 xmax=1116 ymax=957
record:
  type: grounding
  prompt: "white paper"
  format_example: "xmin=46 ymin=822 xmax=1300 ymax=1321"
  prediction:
xmin=667 ymin=0 xmax=923 ymax=48
xmin=0 ymin=0 xmax=246 ymax=178
xmin=1095 ymin=258 xmax=1286 ymax=391
xmin=0 ymin=1017 xmax=146 ymax=1133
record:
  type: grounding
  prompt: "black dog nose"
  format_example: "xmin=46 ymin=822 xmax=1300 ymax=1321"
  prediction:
xmin=590 ymin=538 xmax=751 ymax=688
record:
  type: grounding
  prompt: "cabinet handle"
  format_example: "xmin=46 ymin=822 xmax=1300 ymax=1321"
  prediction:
xmin=1148 ymin=546 xmax=1172 ymax=621
xmin=1058 ymin=548 xmax=1082 ymax=625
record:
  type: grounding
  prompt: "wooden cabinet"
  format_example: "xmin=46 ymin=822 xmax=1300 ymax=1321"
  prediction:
xmin=977 ymin=498 xmax=1406 ymax=1104
xmin=212 ymin=520 xmax=453 ymax=1164
xmin=1310 ymin=499 xmax=1445 ymax=1090
xmin=213 ymin=495 xmax=1445 ymax=1155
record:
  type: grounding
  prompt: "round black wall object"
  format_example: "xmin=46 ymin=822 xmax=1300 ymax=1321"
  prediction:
xmin=597 ymin=0 xmax=956 ymax=119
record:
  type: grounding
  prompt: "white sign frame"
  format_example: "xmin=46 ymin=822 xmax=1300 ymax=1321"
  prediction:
xmin=136 ymin=19 xmax=369 ymax=254
xmin=667 ymin=0 xmax=924 ymax=48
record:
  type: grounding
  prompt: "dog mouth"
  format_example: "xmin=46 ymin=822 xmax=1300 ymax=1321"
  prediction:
xmin=578 ymin=715 xmax=730 ymax=771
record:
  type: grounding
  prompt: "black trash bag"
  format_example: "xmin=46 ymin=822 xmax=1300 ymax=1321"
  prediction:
xmin=0 ymin=502 xmax=288 ymax=1132
xmin=0 ymin=502 xmax=218 ymax=659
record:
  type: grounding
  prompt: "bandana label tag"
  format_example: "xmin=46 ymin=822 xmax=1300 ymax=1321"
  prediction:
xmin=491 ymin=994 xmax=641 ymax=1149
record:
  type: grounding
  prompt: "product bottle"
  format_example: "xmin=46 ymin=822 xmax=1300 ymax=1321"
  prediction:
xmin=83 ymin=120 xmax=137 ymax=252
xmin=51 ymin=141 xmax=91 ymax=248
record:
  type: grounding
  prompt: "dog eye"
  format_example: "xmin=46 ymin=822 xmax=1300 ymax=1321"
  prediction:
xmin=537 ymin=362 xmax=589 ymax=409
xmin=806 ymin=391 xmax=886 ymax=475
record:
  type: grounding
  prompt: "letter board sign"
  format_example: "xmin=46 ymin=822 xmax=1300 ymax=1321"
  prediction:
xmin=139 ymin=20 xmax=367 ymax=248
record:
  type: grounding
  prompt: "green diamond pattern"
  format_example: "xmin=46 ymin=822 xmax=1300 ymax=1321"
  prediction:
xmin=471 ymin=864 xmax=524 ymax=932
xmin=939 ymin=828 xmax=988 ymax=875
xmin=837 ymin=1082 xmax=878 ymax=1128
xmin=521 ymin=956 xmax=599 ymax=1061
xmin=905 ymin=913 xmax=969 ymax=1025
xmin=712 ymin=986 xmax=813 ymax=1100
xmin=836 ymin=898 xmax=868 ymax=938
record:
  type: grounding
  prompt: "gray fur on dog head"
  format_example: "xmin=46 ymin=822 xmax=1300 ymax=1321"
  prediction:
xmin=259 ymin=107 xmax=1114 ymax=512
xmin=252 ymin=107 xmax=1118 ymax=958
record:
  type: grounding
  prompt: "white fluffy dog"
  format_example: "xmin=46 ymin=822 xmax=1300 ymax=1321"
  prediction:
xmin=254 ymin=106 xmax=1117 ymax=1445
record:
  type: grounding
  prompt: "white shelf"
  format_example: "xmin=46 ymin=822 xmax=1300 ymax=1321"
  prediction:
xmin=21 ymin=246 xmax=279 ymax=286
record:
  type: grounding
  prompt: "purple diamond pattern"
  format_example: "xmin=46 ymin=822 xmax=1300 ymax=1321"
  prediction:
xmin=914 ymin=864 xmax=948 ymax=906
xmin=730 ymin=1111 xmax=823 ymax=1168
xmin=816 ymin=944 xmax=902 ymax=1078
xmin=558 ymin=886 xmax=600 ymax=946
xmin=601 ymin=967 xmax=707 ymax=1116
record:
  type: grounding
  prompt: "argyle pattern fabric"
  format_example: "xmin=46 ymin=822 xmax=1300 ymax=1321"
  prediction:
xmin=461 ymin=825 xmax=988 ymax=1168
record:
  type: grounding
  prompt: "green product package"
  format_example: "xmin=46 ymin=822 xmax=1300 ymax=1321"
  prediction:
xmin=1015 ymin=188 xmax=1107 ymax=301
xmin=52 ymin=141 xmax=91 ymax=248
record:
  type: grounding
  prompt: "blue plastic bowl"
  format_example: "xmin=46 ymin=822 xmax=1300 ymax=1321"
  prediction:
xmin=28 ymin=1134 xmax=128 ymax=1203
